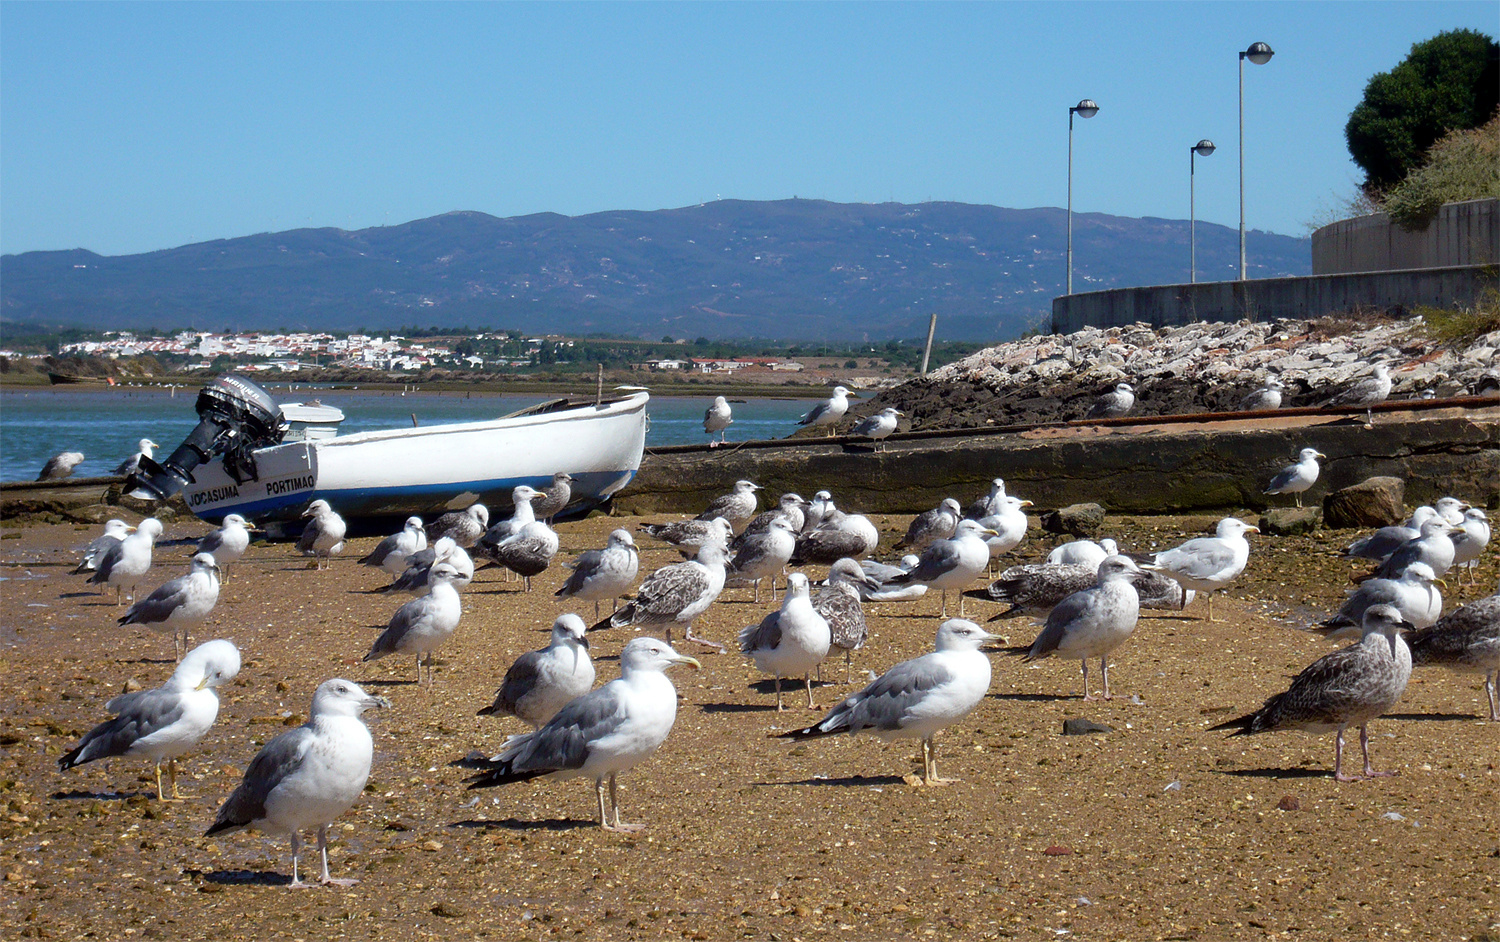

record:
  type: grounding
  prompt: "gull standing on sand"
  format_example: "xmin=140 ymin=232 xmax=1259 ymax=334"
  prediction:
xmin=791 ymin=505 xmax=881 ymax=565
xmin=207 ymin=679 xmax=390 ymax=888
xmin=88 ymin=517 xmax=164 ymax=604
xmin=739 ymin=573 xmax=832 ymax=710
xmin=695 ymin=480 xmax=762 ymax=530
xmin=1322 ymin=362 xmax=1392 ymax=424
xmin=850 ymin=408 xmax=901 ymax=451
xmin=426 ymin=504 xmax=489 ymax=548
xmin=481 ymin=517 xmax=559 ymax=592
xmin=479 ymin=614 xmax=596 ymax=728
xmin=59 ymin=639 xmax=241 ymax=801
xmin=899 ymin=498 xmax=963 ymax=553
xmin=638 ymin=516 xmax=733 ymax=556
xmin=798 ymin=385 xmax=855 ymax=437
xmin=888 ymin=519 xmax=997 ymax=617
xmin=1238 ymin=376 xmax=1285 ymax=411
xmin=739 ymin=493 xmax=808 ymax=539
xmin=964 ymin=478 xmax=1009 ymax=521
xmin=598 ymin=540 xmax=729 ymax=652
xmin=530 ymin=473 xmax=574 ymax=523
xmin=73 ymin=519 xmax=133 ymax=575
xmin=382 ymin=536 xmax=475 ymax=594
xmin=194 ymin=513 xmax=251 ymax=578
xmin=1086 ymin=383 xmax=1134 ymax=420
xmin=556 ymin=529 xmax=640 ymax=619
xmin=466 ymin=637 xmax=701 ymax=832
xmin=1264 ymin=448 xmax=1326 ymax=508
xmin=364 ymin=562 xmax=464 ymax=685
xmin=1342 ymin=506 xmax=1438 ymax=562
xmin=118 ymin=553 xmax=222 ymax=660
xmin=814 ymin=558 xmax=878 ymax=681
xmin=726 ymin=517 xmax=798 ymax=603
xmin=1141 ymin=517 xmax=1258 ymax=621
xmin=1212 ymin=604 xmax=1412 ymax=782
xmin=1013 ymin=556 xmax=1143 ymax=701
xmin=297 ymin=500 xmax=346 ymax=569
xmin=37 ymin=450 xmax=85 ymax=481
xmin=114 ymin=439 xmax=160 ymax=477
xmin=1308 ymin=562 xmax=1443 ymax=640
xmin=704 ymin=396 xmax=733 ymax=447
xmin=478 ymin=486 xmax=541 ymax=550
xmin=976 ymin=495 xmax=1032 ymax=566
xmin=779 ymin=619 xmax=998 ymax=786
xmin=1406 ymin=584 xmax=1500 ymax=720
xmin=1366 ymin=519 xmax=1458 ymax=581
xmin=1449 ymin=508 xmax=1491 ymax=584
xmin=360 ymin=516 xmax=428 ymax=577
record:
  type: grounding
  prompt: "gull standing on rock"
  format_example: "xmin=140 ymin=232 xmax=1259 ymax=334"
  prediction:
xmin=114 ymin=439 xmax=160 ymax=477
xmin=1086 ymin=383 xmax=1135 ymax=420
xmin=888 ymin=519 xmax=997 ymax=617
xmin=798 ymin=385 xmax=855 ymax=437
xmin=1212 ymin=604 xmax=1412 ymax=782
xmin=1406 ymin=584 xmax=1500 ymax=720
xmin=360 ymin=516 xmax=427 ymax=577
xmin=59 ymin=639 xmax=241 ymax=801
xmin=530 ymin=473 xmax=574 ymax=523
xmin=37 ymin=451 xmax=85 ymax=481
xmin=425 ymin=504 xmax=489 ymax=548
xmin=556 ymin=529 xmax=640 ymax=619
xmin=1264 ymin=448 xmax=1326 ymax=508
xmin=297 ymin=500 xmax=346 ymax=570
xmin=739 ymin=573 xmax=832 ymax=710
xmin=73 ymin=519 xmax=133 ymax=575
xmin=118 ymin=552 xmax=222 ymax=660
xmin=695 ymin=480 xmax=761 ymax=531
xmin=1238 ymin=376 xmax=1284 ymax=411
xmin=194 ymin=513 xmax=251 ymax=579
xmin=466 ymin=637 xmax=701 ymax=832
xmin=898 ymin=498 xmax=963 ymax=553
xmin=779 ymin=619 xmax=998 ymax=786
xmin=479 ymin=614 xmax=596 ymax=728
xmin=1322 ymin=362 xmax=1392 ymax=425
xmin=1140 ymin=517 xmax=1258 ymax=621
xmin=597 ymin=541 xmax=729 ymax=652
xmin=1013 ymin=556 xmax=1143 ymax=701
xmin=88 ymin=518 xmax=164 ymax=604
xmin=207 ymin=679 xmax=390 ymax=888
xmin=364 ymin=562 xmax=464 ymax=685
xmin=850 ymin=407 xmax=901 ymax=451
xmin=703 ymin=396 xmax=733 ymax=447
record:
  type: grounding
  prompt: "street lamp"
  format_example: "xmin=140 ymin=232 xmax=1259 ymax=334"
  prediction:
xmin=1239 ymin=41 xmax=1274 ymax=281
xmin=1190 ymin=139 xmax=1216 ymax=283
xmin=1066 ymin=99 xmax=1099 ymax=295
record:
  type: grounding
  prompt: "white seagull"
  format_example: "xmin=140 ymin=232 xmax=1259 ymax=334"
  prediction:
xmin=1015 ymin=556 xmax=1143 ymax=701
xmin=555 ymin=529 xmax=640 ymax=619
xmin=72 ymin=518 xmax=133 ymax=575
xmin=88 ymin=517 xmax=164 ymax=604
xmin=1264 ymin=448 xmax=1326 ymax=507
xmin=739 ymin=573 xmax=832 ymax=710
xmin=297 ymin=500 xmax=346 ymax=569
xmin=479 ymin=614 xmax=597 ymax=728
xmin=1238 ymin=376 xmax=1284 ymax=411
xmin=118 ymin=552 xmax=223 ymax=660
xmin=359 ymin=516 xmax=428 ymax=576
xmin=887 ymin=519 xmax=997 ymax=617
xmin=703 ymin=396 xmax=733 ymax=447
xmin=1322 ymin=362 xmax=1392 ymax=424
xmin=114 ymin=438 xmax=160 ymax=477
xmin=194 ymin=513 xmax=251 ymax=578
xmin=850 ymin=407 xmax=901 ymax=451
xmin=1141 ymin=517 xmax=1259 ymax=621
xmin=363 ymin=562 xmax=464 ymax=685
xmin=798 ymin=385 xmax=855 ymax=437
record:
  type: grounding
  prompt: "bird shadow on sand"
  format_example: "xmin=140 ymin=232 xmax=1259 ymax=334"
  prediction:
xmin=699 ymin=701 xmax=779 ymax=714
xmin=991 ymin=692 xmax=1082 ymax=703
xmin=1219 ymin=767 xmax=1331 ymax=780
xmin=767 ymin=774 xmax=907 ymax=788
xmin=359 ymin=678 xmax=418 ymax=688
xmin=58 ymin=592 xmax=107 ymax=601
xmin=184 ymin=867 xmax=292 ymax=887
xmin=449 ymin=817 xmax=595 ymax=833
xmin=51 ymin=789 xmax=150 ymax=801
xmin=1383 ymin=710 xmax=1481 ymax=722
xmin=117 ymin=656 xmax=175 ymax=666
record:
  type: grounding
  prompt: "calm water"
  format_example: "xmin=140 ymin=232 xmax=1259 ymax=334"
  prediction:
xmin=0 ymin=385 xmax=815 ymax=482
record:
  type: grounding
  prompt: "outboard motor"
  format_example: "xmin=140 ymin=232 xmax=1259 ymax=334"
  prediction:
xmin=127 ymin=374 xmax=288 ymax=501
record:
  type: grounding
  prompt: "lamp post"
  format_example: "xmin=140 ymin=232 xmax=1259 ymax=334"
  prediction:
xmin=1066 ymin=98 xmax=1099 ymax=295
xmin=1239 ymin=41 xmax=1274 ymax=281
xmin=1190 ymin=139 xmax=1216 ymax=283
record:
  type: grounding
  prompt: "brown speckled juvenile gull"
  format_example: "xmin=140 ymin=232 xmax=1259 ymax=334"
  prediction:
xmin=1406 ymin=585 xmax=1500 ymax=720
xmin=694 ymin=480 xmax=761 ymax=529
xmin=529 ymin=473 xmax=574 ymax=522
xmin=1212 ymin=604 xmax=1413 ymax=782
xmin=597 ymin=541 xmax=729 ymax=652
xmin=425 ymin=504 xmax=489 ymax=548
xmin=898 ymin=498 xmax=962 ymax=552
xmin=814 ymin=558 xmax=878 ymax=681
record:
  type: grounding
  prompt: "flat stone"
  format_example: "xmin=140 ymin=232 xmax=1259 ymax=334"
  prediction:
xmin=1041 ymin=503 xmax=1106 ymax=537
xmin=1062 ymin=718 xmax=1113 ymax=736
xmin=1324 ymin=476 xmax=1406 ymax=528
xmin=1259 ymin=507 xmax=1322 ymax=536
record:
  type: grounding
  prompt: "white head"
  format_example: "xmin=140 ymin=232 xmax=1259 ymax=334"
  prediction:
xmin=309 ymin=678 xmax=390 ymax=718
xmin=468 ymin=504 xmax=490 ymax=527
xmin=1361 ymin=603 xmax=1413 ymax=658
xmin=1116 ymin=383 xmax=1134 ymax=394
xmin=733 ymin=480 xmax=761 ymax=494
xmin=933 ymin=618 xmax=999 ymax=652
xmin=1371 ymin=363 xmax=1390 ymax=380
xmin=136 ymin=518 xmax=165 ymax=541
xmin=138 ymin=438 xmax=160 ymax=455
xmin=103 ymin=519 xmax=132 ymax=538
xmin=769 ymin=517 xmax=798 ymax=535
xmin=708 ymin=517 xmax=735 ymax=544
xmin=940 ymin=498 xmax=963 ymax=516
xmin=831 ymin=386 xmax=851 ymax=398
xmin=954 ymin=519 xmax=997 ymax=540
xmin=1398 ymin=562 xmax=1438 ymax=585
xmin=222 ymin=514 xmax=249 ymax=529
xmin=618 ymin=636 xmax=701 ymax=676
xmin=404 ymin=516 xmax=425 ymax=532
xmin=1464 ymin=507 xmax=1489 ymax=523
xmin=713 ymin=395 xmax=729 ymax=407
xmin=512 ymin=485 xmax=540 ymax=506
xmin=429 ymin=562 xmax=462 ymax=586
xmin=172 ymin=639 xmax=241 ymax=692
xmin=1100 ymin=538 xmax=1119 ymax=556
xmin=989 ymin=477 xmax=1007 ymax=496
xmin=1297 ymin=448 xmax=1326 ymax=463
xmin=827 ymin=557 xmax=878 ymax=589
xmin=303 ymin=499 xmax=332 ymax=518
xmin=607 ymin=529 xmax=637 ymax=551
xmin=552 ymin=613 xmax=590 ymax=649
xmin=696 ymin=540 xmax=729 ymax=566
xmin=190 ymin=552 xmax=222 ymax=579
xmin=1264 ymin=376 xmax=1285 ymax=390
xmin=813 ymin=490 xmax=832 ymax=503
xmin=1215 ymin=518 xmax=1259 ymax=540
xmin=784 ymin=572 xmax=811 ymax=600
xmin=1096 ymin=555 xmax=1142 ymax=585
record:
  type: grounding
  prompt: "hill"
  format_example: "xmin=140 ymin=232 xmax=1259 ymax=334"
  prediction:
xmin=0 ymin=199 xmax=1309 ymax=341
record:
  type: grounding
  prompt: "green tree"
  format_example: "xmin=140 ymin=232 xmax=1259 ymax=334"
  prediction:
xmin=1345 ymin=29 xmax=1499 ymax=194
xmin=1384 ymin=115 xmax=1500 ymax=229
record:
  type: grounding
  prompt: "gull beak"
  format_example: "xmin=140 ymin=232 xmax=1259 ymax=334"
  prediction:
xmin=195 ymin=676 xmax=212 ymax=691
xmin=365 ymin=695 xmax=393 ymax=710
xmin=983 ymin=527 xmax=1000 ymax=537
xmin=1434 ymin=577 xmax=1448 ymax=588
xmin=671 ymin=654 xmax=703 ymax=671
xmin=1019 ymin=500 xmax=1035 ymax=507
xmin=1246 ymin=525 xmax=1261 ymax=534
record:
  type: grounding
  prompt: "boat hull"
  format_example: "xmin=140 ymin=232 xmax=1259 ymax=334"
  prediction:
xmin=181 ymin=393 xmax=648 ymax=533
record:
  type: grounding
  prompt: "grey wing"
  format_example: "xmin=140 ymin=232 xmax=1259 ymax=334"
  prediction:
xmin=1024 ymin=589 xmax=1098 ymax=659
xmin=89 ymin=542 xmax=127 ymax=583
xmin=739 ymin=610 xmax=783 ymax=655
xmin=1156 ymin=538 xmax=1235 ymax=580
xmin=909 ymin=541 xmax=963 ymax=582
xmin=557 ymin=550 xmax=603 ymax=595
xmin=505 ymin=688 xmax=628 ymax=773
xmin=495 ymin=652 xmax=547 ymax=714
xmin=120 ymin=576 xmax=194 ymax=625
xmin=209 ymin=728 xmax=312 ymax=832
xmin=799 ymin=402 xmax=830 ymax=426
xmin=843 ymin=658 xmax=956 ymax=732
xmin=795 ymin=530 xmax=865 ymax=564
xmin=360 ymin=533 xmax=400 ymax=567
xmin=60 ymin=690 xmax=186 ymax=768
xmin=366 ymin=597 xmax=428 ymax=658
xmin=850 ymin=416 xmax=879 ymax=436
xmin=197 ymin=530 xmax=228 ymax=556
xmin=860 ymin=559 xmax=908 ymax=582
xmin=1266 ymin=467 xmax=1298 ymax=491
xmin=296 ymin=521 xmax=321 ymax=553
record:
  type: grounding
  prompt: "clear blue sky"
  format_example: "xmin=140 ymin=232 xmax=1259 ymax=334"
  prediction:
xmin=2 ymin=1 xmax=1494 ymax=257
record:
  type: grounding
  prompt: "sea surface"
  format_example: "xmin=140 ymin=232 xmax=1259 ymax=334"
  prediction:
xmin=0 ymin=385 xmax=815 ymax=482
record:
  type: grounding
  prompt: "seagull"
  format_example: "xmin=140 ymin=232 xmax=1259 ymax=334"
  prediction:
xmin=726 ymin=517 xmax=798 ymax=603
xmin=1432 ymin=496 xmax=1470 ymax=527
xmin=1086 ymin=383 xmax=1134 ymax=420
xmin=1264 ymin=448 xmax=1326 ymax=507
xmin=898 ymin=498 xmax=963 ymax=553
xmin=1212 ymin=604 xmax=1412 ymax=782
xmin=479 ymin=614 xmax=596 ymax=728
xmin=194 ymin=513 xmax=251 ymax=579
xmin=114 ymin=439 xmax=160 ymax=477
xmin=856 ymin=555 xmax=928 ymax=602
xmin=297 ymin=500 xmax=346 ymax=570
xmin=72 ymin=519 xmax=133 ymax=575
xmin=597 ymin=541 xmax=729 ymax=652
xmin=555 ymin=529 xmax=640 ymax=620
xmin=530 ymin=473 xmax=575 ymax=523
xmin=1307 ymin=562 xmax=1443 ymax=641
xmin=976 ymin=496 xmax=1032 ymax=565
xmin=814 ymin=558 xmax=878 ymax=682
xmin=1322 ymin=362 xmax=1392 ymax=424
xmin=694 ymin=480 xmax=761 ymax=530
xmin=37 ymin=450 xmax=85 ymax=481
xmin=1365 ymin=519 xmax=1457 ymax=581
xmin=798 ymin=385 xmax=855 ymax=437
xmin=800 ymin=490 xmax=835 ymax=534
xmin=1449 ymin=508 xmax=1491 ymax=585
xmin=850 ymin=407 xmax=901 ymax=451
xmin=1238 ymin=376 xmax=1285 ymax=411
xmin=59 ymin=639 xmax=241 ymax=801
xmin=1406 ymin=585 xmax=1500 ymax=720
xmin=985 ymin=563 xmax=1097 ymax=620
xmin=791 ymin=505 xmax=881 ymax=565
xmin=480 ymin=518 xmax=559 ymax=592
xmin=359 ymin=516 xmax=428 ymax=576
xmin=466 ymin=637 xmax=701 ymax=832
xmin=1014 ymin=556 xmax=1143 ymax=700
xmin=207 ymin=679 xmax=390 ymax=888
xmin=963 ymin=478 xmax=1009 ymax=521
xmin=425 ymin=504 xmax=489 ymax=548
xmin=118 ymin=552 xmax=223 ymax=660
xmin=739 ymin=573 xmax=831 ymax=710
xmin=738 ymin=493 xmax=807 ymax=540
xmin=1140 ymin=517 xmax=1259 ymax=621
xmin=887 ymin=519 xmax=996 ymax=617
xmin=1046 ymin=538 xmax=1119 ymax=570
xmin=380 ymin=536 xmax=475 ymax=594
xmin=638 ymin=516 xmax=734 ymax=555
xmin=1341 ymin=507 xmax=1438 ymax=562
xmin=778 ymin=619 xmax=998 ymax=786
xmin=88 ymin=517 xmax=164 ymax=604
xmin=363 ymin=562 xmax=464 ymax=685
xmin=477 ymin=486 xmax=542 ymax=554
xmin=703 ymin=396 xmax=733 ymax=447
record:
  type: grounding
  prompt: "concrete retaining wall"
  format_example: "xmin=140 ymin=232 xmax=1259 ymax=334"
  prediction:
xmin=1311 ymin=199 xmax=1499 ymax=274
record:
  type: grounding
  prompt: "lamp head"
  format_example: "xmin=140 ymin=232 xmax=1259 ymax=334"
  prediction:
xmin=1192 ymin=140 xmax=1217 ymax=157
xmin=1242 ymin=42 xmax=1274 ymax=65
xmin=1071 ymin=99 xmax=1099 ymax=119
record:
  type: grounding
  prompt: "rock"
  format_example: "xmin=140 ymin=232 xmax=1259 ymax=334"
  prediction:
xmin=1323 ymin=477 xmax=1406 ymax=528
xmin=1258 ymin=507 xmax=1322 ymax=536
xmin=1043 ymin=845 xmax=1074 ymax=856
xmin=1062 ymin=718 xmax=1113 ymax=736
xmin=1277 ymin=795 xmax=1300 ymax=812
xmin=1041 ymin=503 xmax=1105 ymax=538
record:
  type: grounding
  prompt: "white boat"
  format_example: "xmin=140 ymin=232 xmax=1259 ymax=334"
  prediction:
xmin=179 ymin=392 xmax=649 ymax=533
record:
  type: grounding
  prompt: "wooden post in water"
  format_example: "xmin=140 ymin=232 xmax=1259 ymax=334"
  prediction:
xmin=919 ymin=313 xmax=938 ymax=377
xmin=596 ymin=364 xmax=604 ymax=405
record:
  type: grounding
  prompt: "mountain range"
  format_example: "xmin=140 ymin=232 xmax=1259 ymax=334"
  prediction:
xmin=0 ymin=199 xmax=1310 ymax=341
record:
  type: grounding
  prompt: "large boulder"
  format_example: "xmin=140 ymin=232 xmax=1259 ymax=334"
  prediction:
xmin=1323 ymin=477 xmax=1405 ymax=528
xmin=1041 ymin=502 xmax=1105 ymax=537
xmin=1260 ymin=507 xmax=1322 ymax=536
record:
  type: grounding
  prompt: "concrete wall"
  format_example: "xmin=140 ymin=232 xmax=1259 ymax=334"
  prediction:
xmin=1312 ymin=199 xmax=1499 ymax=274
xmin=1051 ymin=264 xmax=1495 ymax=334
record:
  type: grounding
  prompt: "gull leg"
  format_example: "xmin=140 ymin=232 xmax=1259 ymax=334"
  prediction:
xmin=918 ymin=736 xmax=957 ymax=786
xmin=939 ymin=591 xmax=949 ymax=618
xmin=1359 ymin=724 xmax=1397 ymax=779
xmin=843 ymin=649 xmax=852 ymax=685
xmin=1333 ymin=728 xmax=1361 ymax=782
xmin=958 ymin=592 xmax=966 ymax=618
xmin=1294 ymin=493 xmax=1303 ymax=508
xmin=154 ymin=761 xmax=168 ymax=801
xmin=1080 ymin=658 xmax=1097 ymax=701
xmin=774 ymin=675 xmax=785 ymax=712
xmin=682 ymin=621 xmax=726 ymax=653
xmin=1101 ymin=657 xmax=1113 ymax=701
xmin=804 ymin=672 xmax=816 ymax=710
xmin=595 ymin=778 xmax=609 ymax=828
xmin=288 ymin=832 xmax=310 ymax=888
xmin=602 ymin=773 xmax=644 ymax=832
xmin=317 ymin=824 xmax=358 ymax=886
xmin=1486 ymin=670 xmax=1498 ymax=721
xmin=167 ymin=759 xmax=193 ymax=800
